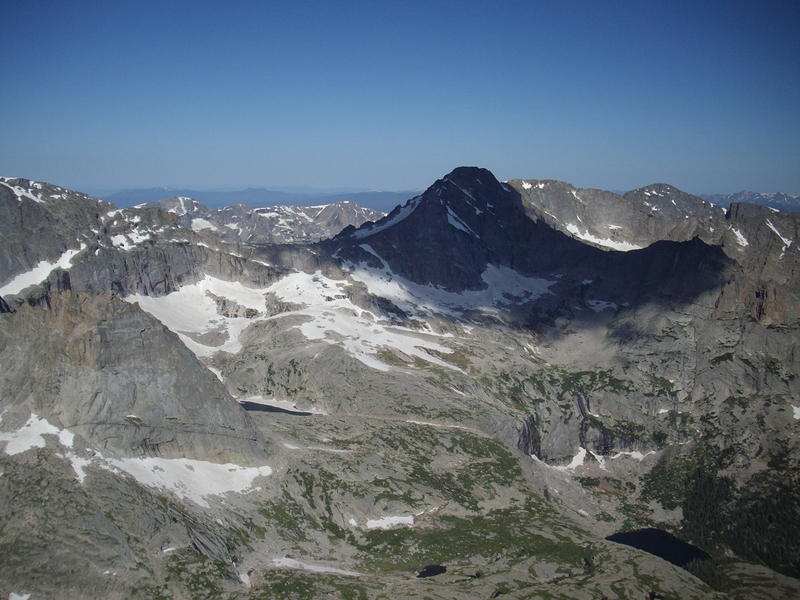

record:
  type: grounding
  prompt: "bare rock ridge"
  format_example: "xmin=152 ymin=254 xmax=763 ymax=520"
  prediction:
xmin=0 ymin=168 xmax=798 ymax=599
xmin=139 ymin=194 xmax=386 ymax=245
xmin=702 ymin=190 xmax=800 ymax=211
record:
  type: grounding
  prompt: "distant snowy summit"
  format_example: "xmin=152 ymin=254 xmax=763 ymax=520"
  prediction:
xmin=137 ymin=195 xmax=386 ymax=244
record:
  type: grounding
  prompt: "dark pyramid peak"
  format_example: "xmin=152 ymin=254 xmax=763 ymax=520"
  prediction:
xmin=431 ymin=166 xmax=508 ymax=205
xmin=331 ymin=166 xmax=602 ymax=290
xmin=442 ymin=165 xmax=501 ymax=188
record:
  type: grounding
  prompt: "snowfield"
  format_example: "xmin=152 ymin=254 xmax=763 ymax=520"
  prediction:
xmin=126 ymin=275 xmax=268 ymax=358
xmin=0 ymin=245 xmax=85 ymax=297
xmin=0 ymin=411 xmax=272 ymax=508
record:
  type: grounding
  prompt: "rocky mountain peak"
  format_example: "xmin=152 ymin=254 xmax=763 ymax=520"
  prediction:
xmin=143 ymin=195 xmax=207 ymax=216
xmin=623 ymin=183 xmax=720 ymax=220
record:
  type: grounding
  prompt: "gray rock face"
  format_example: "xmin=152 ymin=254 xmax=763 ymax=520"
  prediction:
xmin=0 ymin=177 xmax=111 ymax=285
xmin=0 ymin=291 xmax=266 ymax=461
xmin=1 ymin=169 xmax=798 ymax=599
xmin=140 ymin=195 xmax=385 ymax=244
xmin=507 ymin=178 xmax=723 ymax=251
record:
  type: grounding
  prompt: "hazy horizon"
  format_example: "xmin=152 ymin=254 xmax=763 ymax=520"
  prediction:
xmin=3 ymin=173 xmax=799 ymax=201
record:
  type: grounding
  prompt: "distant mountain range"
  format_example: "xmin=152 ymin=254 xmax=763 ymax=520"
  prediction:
xmin=701 ymin=191 xmax=800 ymax=211
xmin=139 ymin=195 xmax=385 ymax=245
xmin=103 ymin=186 xmax=800 ymax=216
xmin=103 ymin=187 xmax=418 ymax=213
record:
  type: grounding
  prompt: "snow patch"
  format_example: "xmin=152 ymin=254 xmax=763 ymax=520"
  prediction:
xmin=1 ymin=180 xmax=46 ymax=204
xmin=110 ymin=225 xmax=159 ymax=250
xmin=364 ymin=515 xmax=414 ymax=529
xmin=266 ymin=270 xmax=459 ymax=372
xmin=565 ymin=224 xmax=643 ymax=251
xmin=731 ymin=228 xmax=749 ymax=247
xmin=191 ymin=218 xmax=218 ymax=232
xmin=346 ymin=256 xmax=554 ymax=317
xmin=105 ymin=456 xmax=272 ymax=508
xmin=554 ymin=447 xmax=587 ymax=471
xmin=521 ymin=181 xmax=532 ymax=190
xmin=0 ymin=413 xmax=69 ymax=455
xmin=792 ymin=405 xmax=800 ymax=420
xmin=126 ymin=275 xmax=267 ymax=358
xmin=0 ymin=245 xmax=85 ymax=296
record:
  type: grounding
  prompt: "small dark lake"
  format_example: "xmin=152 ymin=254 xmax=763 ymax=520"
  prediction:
xmin=239 ymin=401 xmax=313 ymax=416
xmin=417 ymin=564 xmax=447 ymax=578
xmin=605 ymin=528 xmax=709 ymax=567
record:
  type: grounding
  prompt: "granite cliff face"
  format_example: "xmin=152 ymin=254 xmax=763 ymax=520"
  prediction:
xmin=1 ymin=170 xmax=798 ymax=599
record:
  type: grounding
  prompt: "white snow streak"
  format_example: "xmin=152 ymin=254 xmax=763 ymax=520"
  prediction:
xmin=364 ymin=515 xmax=415 ymax=529
xmin=731 ymin=228 xmax=749 ymax=247
xmin=565 ymin=224 xmax=643 ymax=251
xmin=0 ymin=245 xmax=84 ymax=297
xmin=765 ymin=220 xmax=792 ymax=257
xmin=351 ymin=196 xmax=420 ymax=239
xmin=446 ymin=207 xmax=478 ymax=236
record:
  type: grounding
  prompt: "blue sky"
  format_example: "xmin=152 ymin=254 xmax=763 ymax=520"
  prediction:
xmin=1 ymin=0 xmax=798 ymax=193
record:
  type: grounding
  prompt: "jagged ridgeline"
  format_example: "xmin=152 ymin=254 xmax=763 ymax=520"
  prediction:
xmin=0 ymin=169 xmax=798 ymax=599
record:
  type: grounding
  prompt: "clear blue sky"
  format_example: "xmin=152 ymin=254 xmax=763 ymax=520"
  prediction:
xmin=1 ymin=0 xmax=798 ymax=194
